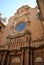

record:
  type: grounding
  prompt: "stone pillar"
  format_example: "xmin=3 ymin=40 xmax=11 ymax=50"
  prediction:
xmin=4 ymin=51 xmax=10 ymax=65
xmin=25 ymin=49 xmax=29 ymax=65
xmin=22 ymin=50 xmax=25 ymax=65
xmin=28 ymin=48 xmax=31 ymax=65
xmin=1 ymin=51 xmax=7 ymax=65
xmin=31 ymin=49 xmax=34 ymax=65
xmin=6 ymin=56 xmax=11 ymax=65
xmin=0 ymin=52 xmax=3 ymax=65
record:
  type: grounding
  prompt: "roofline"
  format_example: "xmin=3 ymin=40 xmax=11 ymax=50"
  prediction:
xmin=0 ymin=22 xmax=5 ymax=27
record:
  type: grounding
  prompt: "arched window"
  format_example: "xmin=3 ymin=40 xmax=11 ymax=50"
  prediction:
xmin=15 ymin=22 xmax=26 ymax=32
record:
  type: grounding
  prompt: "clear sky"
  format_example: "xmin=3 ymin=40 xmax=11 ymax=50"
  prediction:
xmin=0 ymin=0 xmax=37 ymax=19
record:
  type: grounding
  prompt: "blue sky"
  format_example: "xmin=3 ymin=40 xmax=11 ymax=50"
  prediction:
xmin=0 ymin=0 xmax=37 ymax=19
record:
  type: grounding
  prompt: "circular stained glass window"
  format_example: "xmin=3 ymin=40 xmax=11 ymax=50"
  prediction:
xmin=15 ymin=22 xmax=26 ymax=32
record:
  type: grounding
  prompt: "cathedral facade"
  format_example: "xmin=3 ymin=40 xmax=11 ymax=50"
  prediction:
xmin=0 ymin=1 xmax=44 ymax=65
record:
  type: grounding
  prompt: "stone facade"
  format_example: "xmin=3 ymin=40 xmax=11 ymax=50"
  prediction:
xmin=0 ymin=5 xmax=44 ymax=65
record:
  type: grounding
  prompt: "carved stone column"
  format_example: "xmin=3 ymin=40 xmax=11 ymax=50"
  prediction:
xmin=28 ymin=48 xmax=31 ymax=65
xmin=4 ymin=51 xmax=10 ymax=65
xmin=22 ymin=49 xmax=25 ymax=65
xmin=0 ymin=51 xmax=3 ymax=65
xmin=24 ymin=49 xmax=29 ymax=65
xmin=1 ymin=51 xmax=7 ymax=65
xmin=31 ymin=49 xmax=34 ymax=65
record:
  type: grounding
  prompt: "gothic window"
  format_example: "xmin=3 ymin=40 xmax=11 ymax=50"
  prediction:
xmin=15 ymin=22 xmax=26 ymax=32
